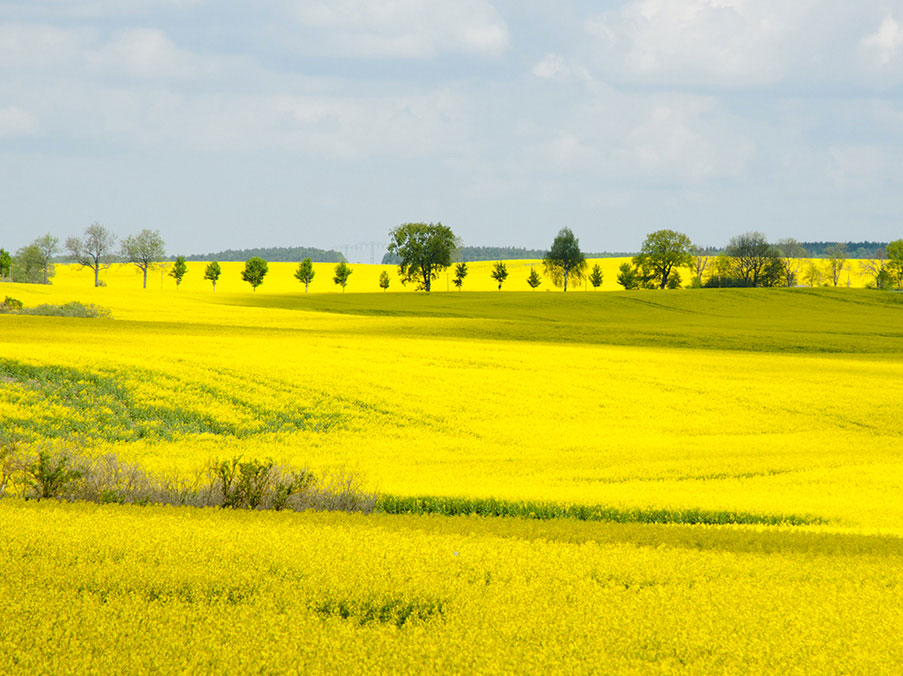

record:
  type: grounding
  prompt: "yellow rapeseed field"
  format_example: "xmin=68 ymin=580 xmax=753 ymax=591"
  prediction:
xmin=2 ymin=500 xmax=903 ymax=675
xmin=1 ymin=264 xmax=902 ymax=674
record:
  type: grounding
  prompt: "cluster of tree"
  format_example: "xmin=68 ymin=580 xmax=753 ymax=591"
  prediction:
xmin=684 ymin=241 xmax=889 ymax=259
xmin=184 ymin=246 xmax=344 ymax=263
xmin=615 ymin=231 xmax=903 ymax=290
xmin=1 ymin=234 xmax=59 ymax=284
xmin=3 ymin=224 xmax=197 ymax=289
xmin=241 ymin=257 xmax=355 ymax=292
xmin=386 ymin=224 xmax=601 ymax=292
xmin=696 ymin=235 xmax=903 ymax=289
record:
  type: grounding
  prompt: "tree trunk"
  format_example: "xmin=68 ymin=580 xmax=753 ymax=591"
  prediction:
xmin=93 ymin=265 xmax=99 ymax=287
xmin=142 ymin=268 xmax=148 ymax=289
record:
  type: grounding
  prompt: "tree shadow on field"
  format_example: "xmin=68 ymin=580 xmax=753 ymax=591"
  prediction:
xmin=211 ymin=289 xmax=903 ymax=354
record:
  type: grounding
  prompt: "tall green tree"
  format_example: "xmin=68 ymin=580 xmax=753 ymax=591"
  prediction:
xmin=378 ymin=270 xmax=390 ymax=291
xmin=588 ymin=264 xmax=603 ymax=289
xmin=0 ymin=249 xmax=11 ymax=280
xmin=526 ymin=267 xmax=542 ymax=289
xmin=803 ymin=261 xmax=824 ymax=287
xmin=120 ymin=229 xmax=165 ymax=289
xmin=888 ymin=239 xmax=903 ymax=289
xmin=690 ymin=245 xmax=710 ymax=287
xmin=775 ymin=238 xmax=807 ymax=287
xmin=66 ymin=222 xmax=117 ymax=287
xmin=33 ymin=234 xmax=60 ymax=285
xmin=241 ymin=257 xmax=268 ymax=291
xmin=169 ymin=256 xmax=188 ymax=288
xmin=825 ymin=243 xmax=848 ymax=287
xmin=11 ymin=244 xmax=47 ymax=284
xmin=490 ymin=261 xmax=508 ymax=290
xmin=333 ymin=261 xmax=352 ymax=292
xmin=387 ymin=222 xmax=458 ymax=292
xmin=632 ymin=230 xmax=692 ymax=290
xmin=724 ymin=232 xmax=778 ymax=287
xmin=294 ymin=257 xmax=315 ymax=292
xmin=860 ymin=249 xmax=890 ymax=289
xmin=543 ymin=228 xmax=586 ymax=291
xmin=204 ymin=261 xmax=222 ymax=289
xmin=616 ymin=262 xmax=640 ymax=290
xmin=452 ymin=262 xmax=468 ymax=290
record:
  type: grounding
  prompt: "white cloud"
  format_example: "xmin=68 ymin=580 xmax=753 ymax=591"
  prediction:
xmin=0 ymin=23 xmax=218 ymax=80
xmin=0 ymin=0 xmax=207 ymax=18
xmin=863 ymin=16 xmax=903 ymax=66
xmin=0 ymin=23 xmax=94 ymax=70
xmin=827 ymin=144 xmax=903 ymax=189
xmin=7 ymin=73 xmax=475 ymax=159
xmin=583 ymin=0 xmax=895 ymax=87
xmin=531 ymin=53 xmax=588 ymax=82
xmin=0 ymin=106 xmax=39 ymax=138
xmin=287 ymin=0 xmax=509 ymax=58
xmin=96 ymin=28 xmax=213 ymax=78
xmin=509 ymin=87 xmax=756 ymax=184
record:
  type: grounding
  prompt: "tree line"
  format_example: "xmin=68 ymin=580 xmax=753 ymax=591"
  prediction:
xmin=381 ymin=244 xmax=633 ymax=265
xmin=183 ymin=246 xmax=345 ymax=263
xmin=4 ymin=222 xmax=902 ymax=292
xmin=615 ymin=231 xmax=903 ymax=290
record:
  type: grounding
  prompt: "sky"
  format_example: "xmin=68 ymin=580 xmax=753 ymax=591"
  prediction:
xmin=2 ymin=0 xmax=903 ymax=260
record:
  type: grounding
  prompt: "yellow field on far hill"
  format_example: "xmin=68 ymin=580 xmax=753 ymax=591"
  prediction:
xmin=46 ymin=257 xmax=876 ymax=293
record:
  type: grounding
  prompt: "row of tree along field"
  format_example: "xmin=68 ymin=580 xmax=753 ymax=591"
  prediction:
xmin=4 ymin=222 xmax=903 ymax=291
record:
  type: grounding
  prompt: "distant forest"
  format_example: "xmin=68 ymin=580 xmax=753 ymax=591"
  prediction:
xmin=381 ymin=246 xmax=635 ymax=265
xmin=687 ymin=241 xmax=888 ymax=258
xmin=796 ymin=241 xmax=887 ymax=258
xmin=182 ymin=247 xmax=345 ymax=263
xmin=181 ymin=241 xmax=892 ymax=265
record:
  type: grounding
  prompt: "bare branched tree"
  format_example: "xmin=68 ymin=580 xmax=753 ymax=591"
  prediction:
xmin=66 ymin=223 xmax=117 ymax=287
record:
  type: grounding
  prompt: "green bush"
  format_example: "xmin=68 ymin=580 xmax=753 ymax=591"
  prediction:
xmin=0 ymin=300 xmax=111 ymax=317
xmin=0 ymin=445 xmax=372 ymax=513
xmin=1 ymin=296 xmax=23 ymax=311
xmin=24 ymin=449 xmax=85 ymax=499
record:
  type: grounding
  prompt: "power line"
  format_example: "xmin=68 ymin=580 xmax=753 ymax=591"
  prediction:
xmin=335 ymin=241 xmax=387 ymax=264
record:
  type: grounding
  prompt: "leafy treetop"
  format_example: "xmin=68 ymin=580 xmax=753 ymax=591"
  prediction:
xmin=333 ymin=260 xmax=352 ymax=291
xmin=241 ymin=257 xmax=268 ymax=291
xmin=632 ymin=229 xmax=693 ymax=290
xmin=294 ymin=258 xmax=315 ymax=292
xmin=490 ymin=261 xmax=508 ymax=290
xmin=204 ymin=261 xmax=221 ymax=289
xmin=387 ymin=222 xmax=458 ymax=293
xmin=543 ymin=228 xmax=586 ymax=291
xmin=169 ymin=256 xmax=188 ymax=288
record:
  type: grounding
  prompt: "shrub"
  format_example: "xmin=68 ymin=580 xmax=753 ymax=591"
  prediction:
xmin=19 ymin=302 xmax=111 ymax=318
xmin=2 ymin=296 xmax=23 ymax=311
xmin=0 ymin=300 xmax=111 ymax=317
xmin=0 ymin=444 xmax=373 ymax=514
xmin=24 ymin=449 xmax=85 ymax=499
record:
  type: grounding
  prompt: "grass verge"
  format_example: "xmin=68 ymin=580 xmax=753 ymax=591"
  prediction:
xmin=376 ymin=494 xmax=826 ymax=526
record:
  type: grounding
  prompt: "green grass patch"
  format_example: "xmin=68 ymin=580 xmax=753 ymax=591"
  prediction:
xmin=214 ymin=288 xmax=903 ymax=354
xmin=311 ymin=596 xmax=446 ymax=627
xmin=0 ymin=358 xmax=345 ymax=443
xmin=376 ymin=494 xmax=826 ymax=526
